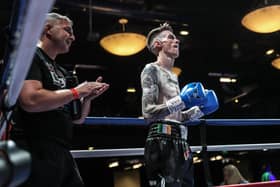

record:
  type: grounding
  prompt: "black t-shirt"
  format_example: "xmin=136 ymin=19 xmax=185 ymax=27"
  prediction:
xmin=13 ymin=47 xmax=73 ymax=147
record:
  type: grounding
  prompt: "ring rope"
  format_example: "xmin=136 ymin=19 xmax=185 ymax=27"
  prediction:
xmin=84 ymin=117 xmax=280 ymax=126
xmin=71 ymin=142 xmax=280 ymax=158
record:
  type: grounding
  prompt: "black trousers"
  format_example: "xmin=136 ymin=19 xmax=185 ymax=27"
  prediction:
xmin=144 ymin=122 xmax=194 ymax=187
xmin=16 ymin=140 xmax=84 ymax=187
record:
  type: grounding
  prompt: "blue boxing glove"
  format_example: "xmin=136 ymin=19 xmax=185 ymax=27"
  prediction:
xmin=182 ymin=89 xmax=219 ymax=121
xmin=180 ymin=82 xmax=207 ymax=107
xmin=166 ymin=82 xmax=207 ymax=114
xmin=200 ymin=89 xmax=219 ymax=115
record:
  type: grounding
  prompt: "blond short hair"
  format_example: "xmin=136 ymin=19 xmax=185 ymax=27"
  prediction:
xmin=223 ymin=164 xmax=247 ymax=185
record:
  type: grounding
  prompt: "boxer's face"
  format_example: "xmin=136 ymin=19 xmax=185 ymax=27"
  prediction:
xmin=158 ymin=30 xmax=180 ymax=58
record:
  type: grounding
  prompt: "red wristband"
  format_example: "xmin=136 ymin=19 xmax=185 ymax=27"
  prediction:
xmin=70 ymin=88 xmax=80 ymax=99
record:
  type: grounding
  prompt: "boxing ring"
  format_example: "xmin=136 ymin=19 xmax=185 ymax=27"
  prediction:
xmin=71 ymin=117 xmax=280 ymax=187
xmin=0 ymin=2 xmax=280 ymax=186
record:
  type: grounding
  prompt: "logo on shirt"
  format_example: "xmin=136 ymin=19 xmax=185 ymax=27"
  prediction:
xmin=45 ymin=62 xmax=66 ymax=88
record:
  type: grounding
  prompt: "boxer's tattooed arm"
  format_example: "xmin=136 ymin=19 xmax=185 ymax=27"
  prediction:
xmin=141 ymin=65 xmax=170 ymax=120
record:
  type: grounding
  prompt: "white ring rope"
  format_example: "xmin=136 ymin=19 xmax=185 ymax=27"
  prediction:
xmin=71 ymin=142 xmax=280 ymax=158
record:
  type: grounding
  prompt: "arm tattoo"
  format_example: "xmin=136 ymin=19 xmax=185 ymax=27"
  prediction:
xmin=141 ymin=65 xmax=170 ymax=120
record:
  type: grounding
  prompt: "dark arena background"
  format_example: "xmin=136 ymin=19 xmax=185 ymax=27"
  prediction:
xmin=1 ymin=0 xmax=280 ymax=187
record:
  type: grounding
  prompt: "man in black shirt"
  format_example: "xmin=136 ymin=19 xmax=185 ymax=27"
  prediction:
xmin=11 ymin=12 xmax=109 ymax=187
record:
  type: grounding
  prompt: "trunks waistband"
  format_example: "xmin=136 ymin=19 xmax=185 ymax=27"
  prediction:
xmin=147 ymin=122 xmax=187 ymax=140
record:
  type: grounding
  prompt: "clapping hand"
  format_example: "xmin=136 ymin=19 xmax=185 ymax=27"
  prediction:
xmin=84 ymin=76 xmax=109 ymax=101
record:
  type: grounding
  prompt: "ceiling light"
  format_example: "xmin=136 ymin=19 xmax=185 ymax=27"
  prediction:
xmin=100 ymin=18 xmax=146 ymax=56
xmin=210 ymin=156 xmax=216 ymax=161
xmin=231 ymin=79 xmax=237 ymax=83
xmin=271 ymin=57 xmax=280 ymax=69
xmin=132 ymin=163 xmax=143 ymax=169
xmin=172 ymin=67 xmax=182 ymax=76
xmin=179 ymin=30 xmax=189 ymax=36
xmin=193 ymin=158 xmax=202 ymax=164
xmin=241 ymin=4 xmax=280 ymax=33
xmin=266 ymin=49 xmax=275 ymax=55
xmin=215 ymin=155 xmax=223 ymax=160
xmin=127 ymin=87 xmax=136 ymax=93
xmin=193 ymin=156 xmax=199 ymax=162
xmin=219 ymin=77 xmax=237 ymax=83
xmin=108 ymin=161 xmax=119 ymax=168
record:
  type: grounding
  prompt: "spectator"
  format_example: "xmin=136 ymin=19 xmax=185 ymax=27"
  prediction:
xmin=221 ymin=164 xmax=249 ymax=185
